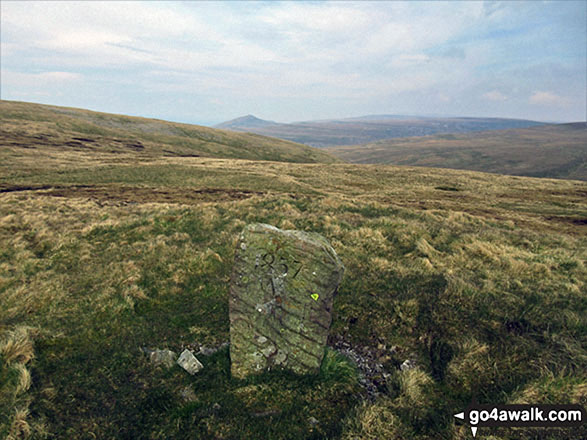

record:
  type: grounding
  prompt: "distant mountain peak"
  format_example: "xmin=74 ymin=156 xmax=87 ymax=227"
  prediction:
xmin=215 ymin=114 xmax=278 ymax=129
xmin=236 ymin=114 xmax=263 ymax=122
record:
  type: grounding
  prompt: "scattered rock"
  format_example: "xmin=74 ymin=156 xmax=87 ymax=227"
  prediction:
xmin=229 ymin=223 xmax=344 ymax=378
xmin=177 ymin=349 xmax=203 ymax=375
xmin=180 ymin=386 xmax=197 ymax=402
xmin=199 ymin=346 xmax=217 ymax=356
xmin=251 ymin=409 xmax=282 ymax=417
xmin=197 ymin=341 xmax=229 ymax=357
xmin=146 ymin=349 xmax=177 ymax=369
xmin=330 ymin=335 xmax=392 ymax=401
xmin=400 ymin=359 xmax=416 ymax=371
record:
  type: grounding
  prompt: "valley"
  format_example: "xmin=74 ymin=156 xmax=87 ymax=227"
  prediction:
xmin=216 ymin=114 xmax=546 ymax=147
xmin=326 ymin=123 xmax=587 ymax=180
xmin=1 ymin=101 xmax=585 ymax=440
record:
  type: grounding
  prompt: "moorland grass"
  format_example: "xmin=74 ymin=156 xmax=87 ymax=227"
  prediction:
xmin=0 ymin=100 xmax=339 ymax=165
xmin=0 ymin=102 xmax=586 ymax=439
xmin=326 ymin=123 xmax=587 ymax=181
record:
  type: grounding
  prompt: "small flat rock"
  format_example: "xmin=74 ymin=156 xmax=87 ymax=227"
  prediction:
xmin=400 ymin=359 xmax=416 ymax=371
xmin=229 ymin=223 xmax=344 ymax=378
xmin=177 ymin=349 xmax=203 ymax=374
xmin=199 ymin=346 xmax=216 ymax=356
xmin=197 ymin=341 xmax=229 ymax=357
xmin=149 ymin=349 xmax=177 ymax=369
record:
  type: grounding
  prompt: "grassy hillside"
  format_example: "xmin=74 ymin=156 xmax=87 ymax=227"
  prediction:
xmin=0 ymin=106 xmax=586 ymax=439
xmin=216 ymin=115 xmax=545 ymax=147
xmin=0 ymin=100 xmax=339 ymax=164
xmin=326 ymin=123 xmax=587 ymax=180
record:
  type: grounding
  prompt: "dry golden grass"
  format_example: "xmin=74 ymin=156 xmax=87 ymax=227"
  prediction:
xmin=0 ymin=327 xmax=37 ymax=439
xmin=0 ymin=328 xmax=35 ymax=366
xmin=341 ymin=400 xmax=407 ymax=440
xmin=6 ymin=408 xmax=31 ymax=440
xmin=0 ymin=102 xmax=586 ymax=439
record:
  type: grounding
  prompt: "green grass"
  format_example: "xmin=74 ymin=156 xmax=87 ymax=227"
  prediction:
xmin=0 ymin=100 xmax=340 ymax=164
xmin=1 ymin=102 xmax=586 ymax=439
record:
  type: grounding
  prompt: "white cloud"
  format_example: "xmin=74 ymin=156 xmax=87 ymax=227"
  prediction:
xmin=529 ymin=91 xmax=570 ymax=107
xmin=437 ymin=93 xmax=451 ymax=103
xmin=38 ymin=71 xmax=83 ymax=82
xmin=1 ymin=1 xmax=584 ymax=122
xmin=483 ymin=90 xmax=508 ymax=101
xmin=3 ymin=1 xmax=198 ymax=40
xmin=386 ymin=54 xmax=432 ymax=68
xmin=1 ymin=70 xmax=83 ymax=101
xmin=260 ymin=3 xmax=370 ymax=33
xmin=1 ymin=1 xmax=220 ymax=67
xmin=483 ymin=1 xmax=508 ymax=18
xmin=4 ymin=71 xmax=83 ymax=85
xmin=1 ymin=1 xmax=480 ymax=75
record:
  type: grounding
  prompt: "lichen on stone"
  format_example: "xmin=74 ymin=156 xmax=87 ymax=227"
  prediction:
xmin=229 ymin=223 xmax=344 ymax=379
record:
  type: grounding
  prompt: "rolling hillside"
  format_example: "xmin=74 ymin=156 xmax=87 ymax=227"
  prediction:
xmin=0 ymin=100 xmax=339 ymax=164
xmin=215 ymin=114 xmax=545 ymax=147
xmin=1 ymin=102 xmax=585 ymax=440
xmin=326 ymin=123 xmax=587 ymax=180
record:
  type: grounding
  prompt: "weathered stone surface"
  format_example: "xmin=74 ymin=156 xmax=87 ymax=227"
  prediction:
xmin=148 ymin=349 xmax=177 ymax=369
xmin=177 ymin=349 xmax=203 ymax=374
xmin=229 ymin=223 xmax=344 ymax=378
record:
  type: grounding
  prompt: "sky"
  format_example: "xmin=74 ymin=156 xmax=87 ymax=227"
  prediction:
xmin=1 ymin=1 xmax=586 ymax=125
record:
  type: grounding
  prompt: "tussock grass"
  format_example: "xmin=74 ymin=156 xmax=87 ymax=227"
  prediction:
xmin=319 ymin=348 xmax=358 ymax=384
xmin=1 ymin=104 xmax=586 ymax=438
xmin=0 ymin=328 xmax=35 ymax=365
xmin=341 ymin=368 xmax=439 ymax=439
xmin=0 ymin=327 xmax=37 ymax=439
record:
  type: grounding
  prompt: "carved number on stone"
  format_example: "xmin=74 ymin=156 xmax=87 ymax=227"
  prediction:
xmin=260 ymin=253 xmax=303 ymax=278
xmin=291 ymin=260 xmax=303 ymax=278
xmin=268 ymin=277 xmax=276 ymax=295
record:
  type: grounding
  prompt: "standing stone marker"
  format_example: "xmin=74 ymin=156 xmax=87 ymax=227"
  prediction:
xmin=229 ymin=223 xmax=344 ymax=379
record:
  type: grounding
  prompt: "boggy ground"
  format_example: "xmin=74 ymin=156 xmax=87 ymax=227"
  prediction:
xmin=1 ymin=131 xmax=586 ymax=439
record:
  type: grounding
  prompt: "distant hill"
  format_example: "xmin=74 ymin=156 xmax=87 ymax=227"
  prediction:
xmin=215 ymin=114 xmax=279 ymax=130
xmin=215 ymin=114 xmax=546 ymax=147
xmin=326 ymin=122 xmax=587 ymax=180
xmin=0 ymin=101 xmax=339 ymax=164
